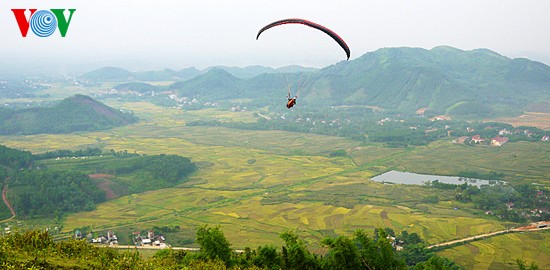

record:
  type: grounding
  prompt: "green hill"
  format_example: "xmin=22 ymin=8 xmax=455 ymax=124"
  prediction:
xmin=0 ymin=94 xmax=138 ymax=135
xmin=170 ymin=68 xmax=242 ymax=100
xmin=79 ymin=66 xmax=133 ymax=81
xmin=204 ymin=65 xmax=318 ymax=79
xmin=301 ymin=46 xmax=550 ymax=115
xmin=114 ymin=82 xmax=157 ymax=93
xmin=133 ymin=67 xmax=202 ymax=81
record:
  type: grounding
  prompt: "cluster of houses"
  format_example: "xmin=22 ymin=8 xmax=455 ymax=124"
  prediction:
xmin=73 ymin=229 xmax=169 ymax=247
xmin=453 ymin=135 xmax=510 ymax=146
xmin=132 ymin=230 xmax=168 ymax=248
xmin=387 ymin=235 xmax=404 ymax=251
xmin=167 ymin=93 xmax=218 ymax=108
xmin=452 ymin=128 xmax=550 ymax=146
xmin=75 ymin=229 xmax=119 ymax=245
xmin=96 ymin=88 xmax=153 ymax=97
xmin=485 ymin=190 xmax=549 ymax=219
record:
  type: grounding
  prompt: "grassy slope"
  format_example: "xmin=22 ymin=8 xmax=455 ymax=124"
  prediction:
xmin=0 ymin=102 xmax=548 ymax=268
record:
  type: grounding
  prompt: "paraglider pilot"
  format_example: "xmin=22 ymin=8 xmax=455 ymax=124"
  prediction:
xmin=286 ymin=94 xmax=297 ymax=109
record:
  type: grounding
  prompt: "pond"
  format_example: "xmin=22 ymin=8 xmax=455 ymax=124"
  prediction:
xmin=371 ymin=170 xmax=504 ymax=187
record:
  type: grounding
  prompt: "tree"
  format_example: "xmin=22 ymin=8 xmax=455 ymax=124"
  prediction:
xmin=321 ymin=235 xmax=362 ymax=270
xmin=253 ymin=245 xmax=281 ymax=270
xmin=414 ymin=255 xmax=463 ymax=270
xmin=516 ymin=259 xmax=539 ymax=270
xmin=280 ymin=230 xmax=320 ymax=270
xmin=195 ymin=225 xmax=232 ymax=266
xmin=355 ymin=229 xmax=407 ymax=270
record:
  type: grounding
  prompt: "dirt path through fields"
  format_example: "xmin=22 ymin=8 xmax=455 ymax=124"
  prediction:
xmin=1 ymin=177 xmax=16 ymax=222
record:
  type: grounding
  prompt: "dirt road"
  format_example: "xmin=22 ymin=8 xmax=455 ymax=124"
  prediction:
xmin=428 ymin=221 xmax=550 ymax=249
xmin=1 ymin=177 xmax=16 ymax=222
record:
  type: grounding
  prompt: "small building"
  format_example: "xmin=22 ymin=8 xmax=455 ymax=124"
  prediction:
xmin=429 ymin=115 xmax=451 ymax=121
xmin=491 ymin=136 xmax=509 ymax=146
xmin=107 ymin=230 xmax=118 ymax=245
xmin=92 ymin=236 xmax=108 ymax=244
xmin=542 ymin=135 xmax=550 ymax=142
xmin=74 ymin=230 xmax=82 ymax=240
xmin=471 ymin=134 xmax=485 ymax=144
xmin=142 ymin=238 xmax=152 ymax=245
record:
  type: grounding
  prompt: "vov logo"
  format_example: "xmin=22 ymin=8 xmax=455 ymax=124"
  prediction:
xmin=12 ymin=9 xmax=76 ymax=37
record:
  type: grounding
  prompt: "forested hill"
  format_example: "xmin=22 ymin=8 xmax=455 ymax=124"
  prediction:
xmin=304 ymin=46 xmax=550 ymax=115
xmin=160 ymin=46 xmax=550 ymax=116
xmin=0 ymin=94 xmax=138 ymax=135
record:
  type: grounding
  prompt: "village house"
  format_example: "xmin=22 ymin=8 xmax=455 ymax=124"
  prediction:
xmin=542 ymin=135 xmax=550 ymax=142
xmin=107 ymin=230 xmax=118 ymax=245
xmin=491 ymin=136 xmax=509 ymax=146
xmin=471 ymin=134 xmax=485 ymax=144
xmin=429 ymin=115 xmax=451 ymax=121
xmin=133 ymin=230 xmax=167 ymax=247
xmin=92 ymin=236 xmax=107 ymax=244
xmin=377 ymin=117 xmax=391 ymax=125
xmin=499 ymin=129 xmax=512 ymax=135
xmin=90 ymin=230 xmax=118 ymax=245
xmin=74 ymin=230 xmax=82 ymax=239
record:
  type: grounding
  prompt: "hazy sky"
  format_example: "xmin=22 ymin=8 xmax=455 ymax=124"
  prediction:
xmin=1 ymin=0 xmax=549 ymax=71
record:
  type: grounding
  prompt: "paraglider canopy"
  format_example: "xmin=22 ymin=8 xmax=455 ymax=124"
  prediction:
xmin=256 ymin=18 xmax=350 ymax=60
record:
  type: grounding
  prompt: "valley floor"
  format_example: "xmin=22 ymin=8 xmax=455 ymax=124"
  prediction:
xmin=1 ymin=102 xmax=549 ymax=269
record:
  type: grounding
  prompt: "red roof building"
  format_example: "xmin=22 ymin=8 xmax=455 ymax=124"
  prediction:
xmin=471 ymin=134 xmax=485 ymax=144
xmin=491 ymin=136 xmax=509 ymax=146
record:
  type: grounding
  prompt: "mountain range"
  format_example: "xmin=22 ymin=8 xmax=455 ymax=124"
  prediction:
xmin=84 ymin=46 xmax=550 ymax=116
xmin=79 ymin=65 xmax=318 ymax=82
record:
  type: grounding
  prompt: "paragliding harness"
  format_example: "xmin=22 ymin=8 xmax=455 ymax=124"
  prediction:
xmin=286 ymin=88 xmax=297 ymax=109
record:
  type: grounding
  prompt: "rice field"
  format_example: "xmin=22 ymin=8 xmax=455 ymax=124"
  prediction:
xmin=0 ymin=101 xmax=548 ymax=267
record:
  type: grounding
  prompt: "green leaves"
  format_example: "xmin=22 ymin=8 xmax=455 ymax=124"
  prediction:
xmin=196 ymin=225 xmax=232 ymax=266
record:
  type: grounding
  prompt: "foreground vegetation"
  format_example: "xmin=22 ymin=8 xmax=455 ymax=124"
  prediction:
xmin=2 ymin=227 xmax=542 ymax=270
xmin=0 ymin=227 xmax=454 ymax=269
